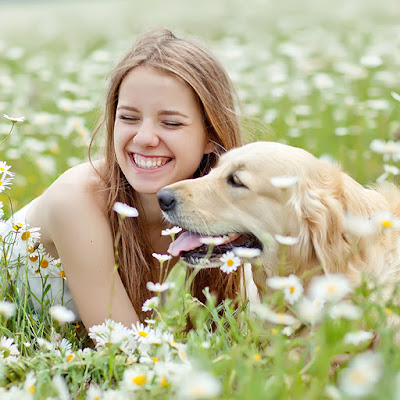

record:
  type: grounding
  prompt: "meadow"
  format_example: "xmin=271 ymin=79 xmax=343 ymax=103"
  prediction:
xmin=0 ymin=0 xmax=400 ymax=398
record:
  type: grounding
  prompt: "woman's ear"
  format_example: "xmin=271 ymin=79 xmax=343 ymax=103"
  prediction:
xmin=204 ymin=140 xmax=216 ymax=155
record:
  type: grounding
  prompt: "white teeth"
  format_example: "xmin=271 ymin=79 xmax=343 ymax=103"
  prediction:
xmin=133 ymin=154 xmax=169 ymax=170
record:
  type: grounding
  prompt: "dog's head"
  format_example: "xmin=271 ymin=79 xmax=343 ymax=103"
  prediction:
xmin=157 ymin=141 xmax=387 ymax=277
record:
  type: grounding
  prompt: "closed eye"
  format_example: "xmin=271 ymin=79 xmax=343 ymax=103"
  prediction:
xmin=118 ymin=115 xmax=139 ymax=122
xmin=227 ymin=174 xmax=247 ymax=189
xmin=162 ymin=121 xmax=183 ymax=128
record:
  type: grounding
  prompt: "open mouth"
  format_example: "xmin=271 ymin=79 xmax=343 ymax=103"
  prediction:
xmin=168 ymin=231 xmax=263 ymax=266
xmin=131 ymin=153 xmax=172 ymax=170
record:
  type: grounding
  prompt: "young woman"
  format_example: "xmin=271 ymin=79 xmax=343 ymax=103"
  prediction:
xmin=3 ymin=28 xmax=243 ymax=330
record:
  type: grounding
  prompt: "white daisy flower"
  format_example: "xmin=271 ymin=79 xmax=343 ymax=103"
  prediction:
xmin=123 ymin=367 xmax=153 ymax=390
xmin=270 ymin=175 xmax=298 ymax=189
xmin=142 ymin=296 xmax=160 ymax=312
xmin=391 ymin=91 xmax=400 ymax=102
xmin=131 ymin=322 xmax=153 ymax=342
xmin=112 ymin=202 xmax=139 ymax=217
xmin=338 ymin=352 xmax=383 ymax=398
xmin=274 ymin=234 xmax=300 ymax=246
xmin=282 ymin=326 xmax=295 ymax=337
xmin=370 ymin=139 xmax=400 ymax=162
xmin=0 ymin=161 xmax=14 ymax=178
xmin=0 ymin=336 xmax=20 ymax=359
xmin=199 ymin=236 xmax=229 ymax=245
xmin=3 ymin=114 xmax=26 ymax=123
xmin=219 ymin=251 xmax=241 ymax=274
xmin=252 ymin=303 xmax=298 ymax=325
xmin=233 ymin=247 xmax=261 ymax=258
xmin=86 ymin=385 xmax=103 ymax=400
xmin=23 ymin=372 xmax=36 ymax=396
xmin=52 ymin=375 xmax=70 ymax=400
xmin=308 ymin=274 xmax=352 ymax=303
xmin=89 ymin=319 xmax=133 ymax=348
xmin=49 ymin=305 xmax=76 ymax=325
xmin=344 ymin=331 xmax=374 ymax=346
xmin=54 ymin=338 xmax=73 ymax=355
xmin=296 ymin=297 xmax=325 ymax=325
xmin=36 ymin=337 xmax=52 ymax=351
xmin=178 ymin=371 xmax=222 ymax=399
xmin=161 ymin=226 xmax=182 ymax=236
xmin=343 ymin=213 xmax=376 ymax=237
xmin=152 ymin=253 xmax=172 ymax=263
xmin=144 ymin=318 xmax=156 ymax=325
xmin=329 ymin=301 xmax=362 ymax=320
xmin=267 ymin=274 xmax=303 ymax=304
xmin=0 ymin=301 xmax=17 ymax=318
xmin=372 ymin=210 xmax=400 ymax=230
xmin=0 ymin=177 xmax=14 ymax=192
xmin=146 ymin=281 xmax=175 ymax=293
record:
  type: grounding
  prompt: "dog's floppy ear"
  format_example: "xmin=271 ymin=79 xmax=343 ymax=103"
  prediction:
xmin=289 ymin=161 xmax=352 ymax=275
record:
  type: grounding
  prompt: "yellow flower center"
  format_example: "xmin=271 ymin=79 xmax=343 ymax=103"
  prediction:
xmin=29 ymin=385 xmax=35 ymax=394
xmin=253 ymin=354 xmax=261 ymax=361
xmin=0 ymin=168 xmax=4 ymax=171
xmin=160 ymin=376 xmax=168 ymax=387
xmin=272 ymin=328 xmax=279 ymax=335
xmin=21 ymin=231 xmax=30 ymax=241
xmin=29 ymin=255 xmax=38 ymax=262
xmin=327 ymin=285 xmax=336 ymax=294
xmin=382 ymin=220 xmax=392 ymax=228
xmin=40 ymin=259 xmax=49 ymax=269
xmin=138 ymin=331 xmax=147 ymax=337
xmin=13 ymin=223 xmax=23 ymax=231
xmin=351 ymin=371 xmax=367 ymax=384
xmin=289 ymin=286 xmax=295 ymax=294
xmin=27 ymin=245 xmax=34 ymax=253
xmin=151 ymin=357 xmax=159 ymax=363
xmin=59 ymin=271 xmax=66 ymax=278
xmin=66 ymin=354 xmax=74 ymax=362
xmin=385 ymin=307 xmax=393 ymax=315
xmin=227 ymin=259 xmax=234 ymax=267
xmin=133 ymin=375 xmax=147 ymax=386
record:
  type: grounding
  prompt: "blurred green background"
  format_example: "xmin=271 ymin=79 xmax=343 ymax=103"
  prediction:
xmin=0 ymin=0 xmax=399 ymax=212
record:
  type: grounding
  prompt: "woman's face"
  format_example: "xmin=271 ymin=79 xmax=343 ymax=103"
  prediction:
xmin=114 ymin=66 xmax=214 ymax=195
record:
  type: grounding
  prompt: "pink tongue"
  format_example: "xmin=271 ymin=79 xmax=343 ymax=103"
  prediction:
xmin=168 ymin=231 xmax=241 ymax=257
xmin=168 ymin=232 xmax=204 ymax=257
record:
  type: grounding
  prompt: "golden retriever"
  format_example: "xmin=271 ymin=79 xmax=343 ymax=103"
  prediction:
xmin=157 ymin=141 xmax=400 ymax=294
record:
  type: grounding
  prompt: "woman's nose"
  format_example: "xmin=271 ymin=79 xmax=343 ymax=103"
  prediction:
xmin=133 ymin=121 xmax=160 ymax=147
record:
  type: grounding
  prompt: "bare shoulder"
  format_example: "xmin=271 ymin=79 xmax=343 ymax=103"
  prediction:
xmin=27 ymin=160 xmax=109 ymax=249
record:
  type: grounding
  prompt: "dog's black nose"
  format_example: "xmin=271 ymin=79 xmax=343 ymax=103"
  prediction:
xmin=157 ymin=189 xmax=176 ymax=211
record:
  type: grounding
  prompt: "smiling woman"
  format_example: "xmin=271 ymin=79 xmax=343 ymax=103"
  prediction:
xmin=1 ymin=28 xmax=243 ymax=331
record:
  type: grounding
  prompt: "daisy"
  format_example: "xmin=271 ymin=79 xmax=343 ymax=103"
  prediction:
xmin=37 ymin=337 xmax=52 ymax=351
xmin=329 ymin=301 xmax=362 ymax=320
xmin=89 ymin=319 xmax=133 ymax=348
xmin=0 ymin=301 xmax=17 ymax=318
xmin=3 ymin=114 xmax=26 ymax=123
xmin=252 ymin=303 xmax=298 ymax=325
xmin=161 ymin=226 xmax=182 ymax=236
xmin=308 ymin=274 xmax=352 ymax=302
xmin=52 ymin=375 xmax=70 ymax=400
xmin=152 ymin=253 xmax=172 ymax=263
xmin=142 ymin=296 xmax=160 ymax=312
xmin=391 ymin=91 xmax=400 ymax=102
xmin=0 ymin=161 xmax=14 ymax=178
xmin=372 ymin=210 xmax=400 ymax=230
xmin=219 ymin=251 xmax=241 ymax=274
xmin=296 ymin=297 xmax=325 ymax=325
xmin=54 ymin=338 xmax=73 ymax=355
xmin=0 ymin=336 xmax=20 ymax=359
xmin=338 ymin=352 xmax=383 ymax=398
xmin=131 ymin=321 xmax=153 ymax=342
xmin=112 ymin=201 xmax=139 ymax=217
xmin=376 ymin=164 xmax=400 ymax=183
xmin=370 ymin=139 xmax=400 ymax=162
xmin=123 ymin=367 xmax=153 ymax=391
xmin=146 ymin=281 xmax=175 ymax=293
xmin=177 ymin=370 xmax=222 ymax=399
xmin=23 ymin=372 xmax=36 ymax=396
xmin=49 ymin=305 xmax=76 ymax=324
xmin=343 ymin=213 xmax=376 ymax=237
xmin=0 ymin=177 xmax=14 ymax=193
xmin=233 ymin=247 xmax=261 ymax=258
xmin=344 ymin=331 xmax=374 ymax=346
xmin=270 ymin=175 xmax=298 ymax=189
xmin=267 ymin=274 xmax=303 ymax=304
xmin=274 ymin=234 xmax=300 ymax=246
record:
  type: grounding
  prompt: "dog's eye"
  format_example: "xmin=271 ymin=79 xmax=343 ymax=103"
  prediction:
xmin=228 ymin=174 xmax=247 ymax=188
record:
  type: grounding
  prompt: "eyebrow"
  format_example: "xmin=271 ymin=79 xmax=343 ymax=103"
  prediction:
xmin=117 ymin=105 xmax=189 ymax=119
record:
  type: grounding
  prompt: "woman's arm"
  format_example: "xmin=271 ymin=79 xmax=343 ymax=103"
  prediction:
xmin=40 ymin=170 xmax=140 ymax=330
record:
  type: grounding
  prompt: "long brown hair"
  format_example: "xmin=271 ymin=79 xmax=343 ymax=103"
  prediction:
xmin=90 ymin=28 xmax=243 ymax=321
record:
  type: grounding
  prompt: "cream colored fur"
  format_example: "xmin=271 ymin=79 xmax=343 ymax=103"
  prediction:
xmin=162 ymin=141 xmax=400 ymax=297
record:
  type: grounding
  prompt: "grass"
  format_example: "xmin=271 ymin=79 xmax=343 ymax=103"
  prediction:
xmin=0 ymin=0 xmax=400 ymax=398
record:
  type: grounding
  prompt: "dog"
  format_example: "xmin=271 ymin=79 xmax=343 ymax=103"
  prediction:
xmin=157 ymin=141 xmax=400 ymax=298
